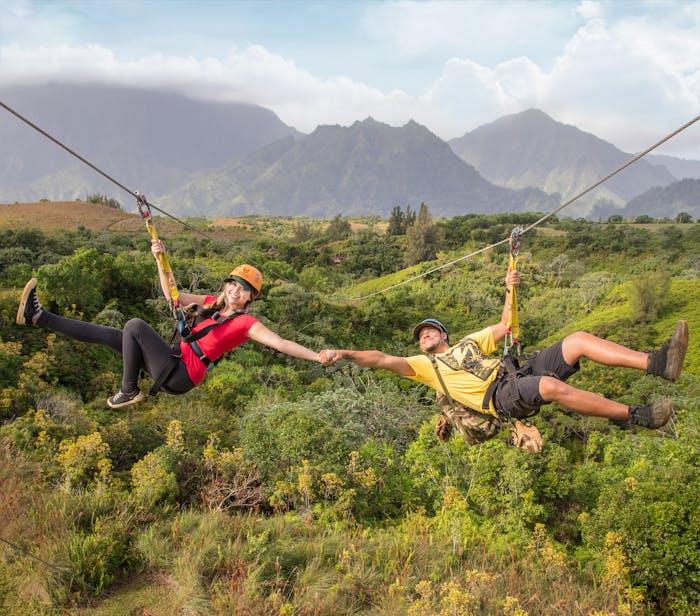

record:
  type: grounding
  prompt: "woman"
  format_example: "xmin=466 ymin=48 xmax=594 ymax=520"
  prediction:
xmin=17 ymin=240 xmax=326 ymax=408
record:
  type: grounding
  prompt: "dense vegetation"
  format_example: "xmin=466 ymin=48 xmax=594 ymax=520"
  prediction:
xmin=0 ymin=211 xmax=698 ymax=615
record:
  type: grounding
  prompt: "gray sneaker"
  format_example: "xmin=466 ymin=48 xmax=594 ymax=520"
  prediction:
xmin=646 ymin=320 xmax=688 ymax=382
xmin=16 ymin=278 xmax=43 ymax=325
xmin=107 ymin=389 xmax=145 ymax=409
xmin=629 ymin=399 xmax=673 ymax=429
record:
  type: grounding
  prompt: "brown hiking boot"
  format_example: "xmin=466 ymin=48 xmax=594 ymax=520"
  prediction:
xmin=646 ymin=320 xmax=688 ymax=382
xmin=629 ymin=399 xmax=673 ymax=429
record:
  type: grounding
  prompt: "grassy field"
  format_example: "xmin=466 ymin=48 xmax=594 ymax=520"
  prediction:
xmin=0 ymin=201 xmax=385 ymax=242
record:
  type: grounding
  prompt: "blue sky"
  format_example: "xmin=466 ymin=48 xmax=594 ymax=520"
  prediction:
xmin=1 ymin=0 xmax=699 ymax=158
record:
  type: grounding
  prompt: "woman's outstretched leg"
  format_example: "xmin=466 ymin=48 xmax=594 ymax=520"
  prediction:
xmin=119 ymin=318 xmax=175 ymax=393
xmin=17 ymin=278 xmax=123 ymax=353
xmin=17 ymin=279 xmax=178 ymax=409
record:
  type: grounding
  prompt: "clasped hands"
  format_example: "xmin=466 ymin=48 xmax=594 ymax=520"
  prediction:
xmin=318 ymin=349 xmax=340 ymax=364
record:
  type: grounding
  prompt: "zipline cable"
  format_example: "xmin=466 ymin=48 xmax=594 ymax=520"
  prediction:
xmin=0 ymin=100 xmax=207 ymax=240
xmin=0 ymin=535 xmax=102 ymax=594
xmin=0 ymin=98 xmax=292 ymax=283
xmin=353 ymin=112 xmax=700 ymax=300
xmin=2 ymin=99 xmax=698 ymax=298
xmin=0 ymin=535 xmax=67 ymax=574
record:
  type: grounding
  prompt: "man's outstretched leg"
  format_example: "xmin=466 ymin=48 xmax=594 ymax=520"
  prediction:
xmin=538 ymin=376 xmax=672 ymax=429
xmin=561 ymin=321 xmax=688 ymax=382
xmin=646 ymin=321 xmax=689 ymax=382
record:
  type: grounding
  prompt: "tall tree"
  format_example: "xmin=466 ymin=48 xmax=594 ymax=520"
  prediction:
xmin=405 ymin=202 xmax=439 ymax=266
xmin=387 ymin=206 xmax=405 ymax=236
xmin=326 ymin=214 xmax=351 ymax=239
xmin=387 ymin=205 xmax=416 ymax=236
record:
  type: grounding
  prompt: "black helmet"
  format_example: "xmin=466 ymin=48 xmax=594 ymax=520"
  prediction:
xmin=412 ymin=318 xmax=450 ymax=344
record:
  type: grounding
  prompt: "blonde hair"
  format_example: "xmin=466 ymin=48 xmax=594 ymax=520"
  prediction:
xmin=204 ymin=292 xmax=226 ymax=311
xmin=204 ymin=283 xmax=253 ymax=311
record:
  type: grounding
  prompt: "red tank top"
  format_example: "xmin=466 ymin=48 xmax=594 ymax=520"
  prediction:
xmin=178 ymin=297 xmax=259 ymax=385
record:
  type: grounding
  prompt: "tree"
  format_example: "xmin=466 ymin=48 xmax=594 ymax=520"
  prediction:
xmin=405 ymin=203 xmax=439 ymax=266
xmin=630 ymin=270 xmax=671 ymax=323
xmin=387 ymin=205 xmax=415 ymax=236
xmin=39 ymin=248 xmax=112 ymax=317
xmin=293 ymin=220 xmax=313 ymax=243
xmin=675 ymin=212 xmax=692 ymax=224
xmin=326 ymin=214 xmax=351 ymax=239
xmin=86 ymin=193 xmax=122 ymax=210
xmin=387 ymin=206 xmax=404 ymax=235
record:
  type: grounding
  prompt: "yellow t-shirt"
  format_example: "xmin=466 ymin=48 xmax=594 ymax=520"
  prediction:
xmin=405 ymin=326 xmax=501 ymax=416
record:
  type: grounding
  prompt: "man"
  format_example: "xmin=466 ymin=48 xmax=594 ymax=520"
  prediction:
xmin=321 ymin=268 xmax=689 ymax=451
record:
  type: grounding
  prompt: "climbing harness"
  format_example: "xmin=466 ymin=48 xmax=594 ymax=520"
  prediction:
xmin=149 ymin=306 xmax=249 ymax=395
xmin=174 ymin=305 xmax=247 ymax=369
xmin=504 ymin=226 xmax=523 ymax=358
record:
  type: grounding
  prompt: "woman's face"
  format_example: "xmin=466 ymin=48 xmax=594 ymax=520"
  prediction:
xmin=224 ymin=280 xmax=252 ymax=308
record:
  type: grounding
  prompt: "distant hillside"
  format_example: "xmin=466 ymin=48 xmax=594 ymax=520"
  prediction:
xmin=647 ymin=154 xmax=700 ymax=180
xmin=159 ymin=118 xmax=559 ymax=218
xmin=0 ymin=201 xmax=136 ymax=232
xmin=449 ymin=109 xmax=676 ymax=216
xmin=619 ymin=179 xmax=700 ymax=219
xmin=0 ymin=200 xmax=257 ymax=241
xmin=0 ymin=83 xmax=298 ymax=205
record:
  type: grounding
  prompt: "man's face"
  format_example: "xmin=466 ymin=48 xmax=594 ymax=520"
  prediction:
xmin=418 ymin=326 xmax=447 ymax=353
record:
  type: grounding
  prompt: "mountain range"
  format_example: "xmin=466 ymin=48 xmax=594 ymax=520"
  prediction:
xmin=157 ymin=118 xmax=559 ymax=218
xmin=1 ymin=83 xmax=698 ymax=219
xmin=0 ymin=83 xmax=297 ymax=204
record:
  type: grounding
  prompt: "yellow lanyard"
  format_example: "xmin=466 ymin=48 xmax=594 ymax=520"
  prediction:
xmin=136 ymin=194 xmax=181 ymax=310
xmin=505 ymin=226 xmax=523 ymax=357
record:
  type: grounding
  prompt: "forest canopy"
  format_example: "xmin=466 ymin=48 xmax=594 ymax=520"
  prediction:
xmin=1 ymin=209 xmax=698 ymax=615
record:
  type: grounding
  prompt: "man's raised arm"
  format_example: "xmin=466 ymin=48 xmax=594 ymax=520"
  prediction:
xmin=490 ymin=267 xmax=520 ymax=344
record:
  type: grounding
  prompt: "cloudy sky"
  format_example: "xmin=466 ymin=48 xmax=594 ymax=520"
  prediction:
xmin=1 ymin=0 xmax=699 ymax=159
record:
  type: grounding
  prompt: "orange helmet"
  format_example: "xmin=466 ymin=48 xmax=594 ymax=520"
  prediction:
xmin=224 ymin=264 xmax=263 ymax=298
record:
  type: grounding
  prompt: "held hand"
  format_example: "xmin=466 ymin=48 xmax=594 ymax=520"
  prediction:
xmin=151 ymin=239 xmax=165 ymax=256
xmin=505 ymin=269 xmax=520 ymax=289
xmin=319 ymin=349 xmax=340 ymax=364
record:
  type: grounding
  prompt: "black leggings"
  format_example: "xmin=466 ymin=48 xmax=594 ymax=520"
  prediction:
xmin=37 ymin=312 xmax=195 ymax=395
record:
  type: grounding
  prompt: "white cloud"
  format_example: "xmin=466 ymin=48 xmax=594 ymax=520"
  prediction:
xmin=575 ymin=0 xmax=602 ymax=21
xmin=0 ymin=1 xmax=698 ymax=159
xmin=363 ymin=0 xmax=578 ymax=64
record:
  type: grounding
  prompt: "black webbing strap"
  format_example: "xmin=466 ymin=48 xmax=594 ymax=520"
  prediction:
xmin=149 ymin=354 xmax=180 ymax=396
xmin=181 ymin=310 xmax=246 ymax=344
xmin=185 ymin=310 xmax=246 ymax=369
xmin=481 ymin=355 xmax=525 ymax=412
xmin=152 ymin=310 xmax=247 ymax=395
xmin=482 ymin=362 xmax=506 ymax=411
xmin=429 ymin=355 xmax=458 ymax=411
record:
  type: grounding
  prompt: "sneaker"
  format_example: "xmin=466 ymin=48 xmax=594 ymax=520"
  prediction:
xmin=647 ymin=320 xmax=689 ymax=382
xmin=107 ymin=389 xmax=145 ymax=409
xmin=16 ymin=278 xmax=43 ymax=325
xmin=629 ymin=399 xmax=673 ymax=429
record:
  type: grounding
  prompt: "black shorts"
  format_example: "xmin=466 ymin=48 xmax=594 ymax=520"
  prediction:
xmin=494 ymin=340 xmax=580 ymax=418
